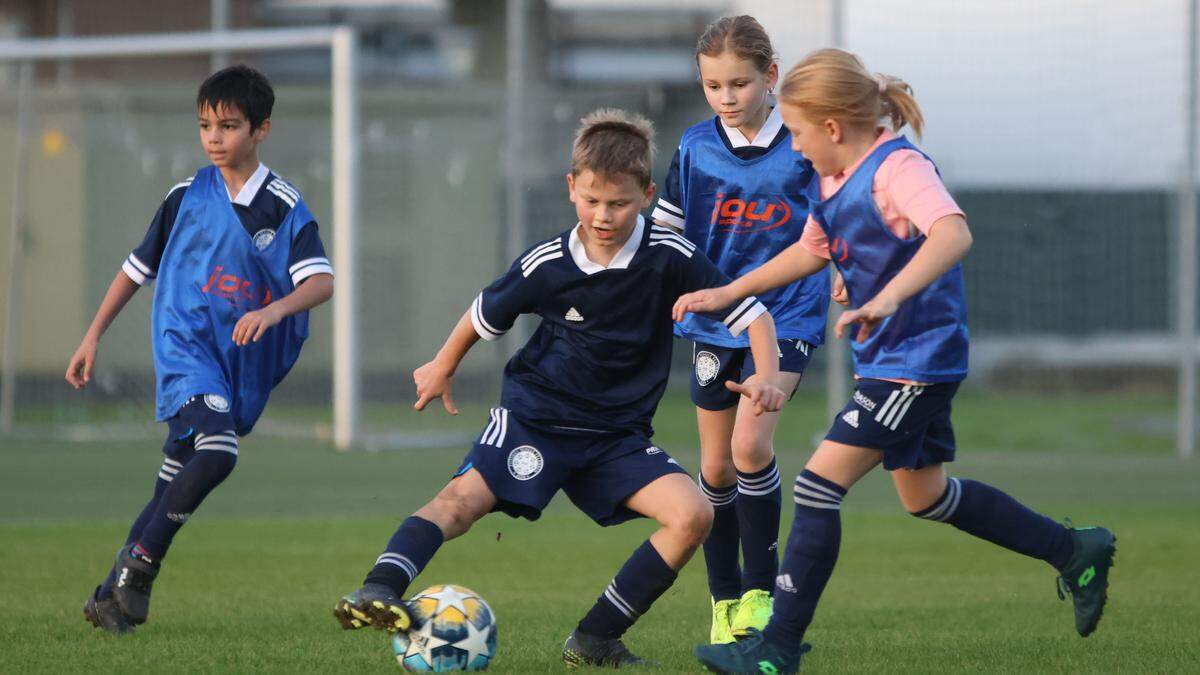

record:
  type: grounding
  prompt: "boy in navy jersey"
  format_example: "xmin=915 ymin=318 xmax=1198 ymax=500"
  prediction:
xmin=334 ymin=109 xmax=787 ymax=668
xmin=66 ymin=65 xmax=334 ymax=633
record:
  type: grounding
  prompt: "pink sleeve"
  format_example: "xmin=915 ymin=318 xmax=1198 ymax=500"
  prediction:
xmin=874 ymin=150 xmax=964 ymax=236
xmin=799 ymin=215 xmax=832 ymax=260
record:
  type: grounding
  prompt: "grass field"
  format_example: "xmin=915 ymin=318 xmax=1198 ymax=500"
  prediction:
xmin=2 ymin=390 xmax=1199 ymax=673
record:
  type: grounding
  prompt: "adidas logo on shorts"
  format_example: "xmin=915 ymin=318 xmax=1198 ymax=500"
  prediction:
xmin=565 ymin=307 xmax=584 ymax=322
xmin=842 ymin=409 xmax=860 ymax=428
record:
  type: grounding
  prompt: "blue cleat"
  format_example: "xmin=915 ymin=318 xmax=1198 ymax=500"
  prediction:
xmin=693 ymin=628 xmax=810 ymax=674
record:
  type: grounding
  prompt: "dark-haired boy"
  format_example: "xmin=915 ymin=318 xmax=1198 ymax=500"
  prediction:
xmin=67 ymin=64 xmax=334 ymax=633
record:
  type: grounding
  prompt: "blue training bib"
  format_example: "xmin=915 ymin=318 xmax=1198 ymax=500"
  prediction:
xmin=151 ymin=165 xmax=310 ymax=434
xmin=673 ymin=118 xmax=829 ymax=348
xmin=811 ymin=136 xmax=968 ymax=382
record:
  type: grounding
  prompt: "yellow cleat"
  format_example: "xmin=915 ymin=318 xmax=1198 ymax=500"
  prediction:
xmin=730 ymin=589 xmax=773 ymax=639
xmin=710 ymin=597 xmax=740 ymax=644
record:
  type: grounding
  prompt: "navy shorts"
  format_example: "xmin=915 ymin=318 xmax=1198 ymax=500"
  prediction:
xmin=160 ymin=394 xmax=237 ymax=462
xmin=691 ymin=339 xmax=815 ymax=411
xmin=825 ymin=380 xmax=960 ymax=471
xmin=454 ymin=407 xmax=689 ymax=526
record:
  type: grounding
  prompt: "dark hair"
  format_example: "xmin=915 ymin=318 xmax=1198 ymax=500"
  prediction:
xmin=196 ymin=64 xmax=275 ymax=131
xmin=695 ymin=15 xmax=775 ymax=75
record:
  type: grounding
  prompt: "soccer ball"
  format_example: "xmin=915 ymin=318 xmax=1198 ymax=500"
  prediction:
xmin=390 ymin=584 xmax=498 ymax=671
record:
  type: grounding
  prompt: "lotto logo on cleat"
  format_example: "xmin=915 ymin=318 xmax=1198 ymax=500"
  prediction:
xmin=842 ymin=409 xmax=860 ymax=428
xmin=565 ymin=307 xmax=585 ymax=322
xmin=758 ymin=662 xmax=780 ymax=675
xmin=1079 ymin=566 xmax=1096 ymax=587
xmin=117 ymin=568 xmax=128 ymax=587
xmin=853 ymin=391 xmax=877 ymax=411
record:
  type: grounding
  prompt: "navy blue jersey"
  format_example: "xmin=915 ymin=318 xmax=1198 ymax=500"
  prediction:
xmin=811 ymin=136 xmax=968 ymax=382
xmin=652 ymin=107 xmax=829 ymax=348
xmin=470 ymin=216 xmax=768 ymax=436
xmin=123 ymin=163 xmax=331 ymax=288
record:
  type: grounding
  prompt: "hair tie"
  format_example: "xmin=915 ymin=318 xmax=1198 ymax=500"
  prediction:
xmin=874 ymin=74 xmax=888 ymax=94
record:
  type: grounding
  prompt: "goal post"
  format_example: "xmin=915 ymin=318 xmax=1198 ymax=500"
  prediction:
xmin=0 ymin=27 xmax=360 ymax=450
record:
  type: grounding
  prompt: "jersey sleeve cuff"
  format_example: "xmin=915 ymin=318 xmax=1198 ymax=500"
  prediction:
xmin=121 ymin=253 xmax=156 ymax=286
xmin=651 ymin=199 xmax=685 ymax=229
xmin=289 ymin=256 xmax=334 ymax=285
xmin=723 ymin=296 xmax=768 ymax=337
xmin=470 ymin=293 xmax=506 ymax=342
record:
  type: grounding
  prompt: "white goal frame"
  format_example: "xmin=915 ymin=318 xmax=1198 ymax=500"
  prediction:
xmin=0 ymin=27 xmax=360 ymax=449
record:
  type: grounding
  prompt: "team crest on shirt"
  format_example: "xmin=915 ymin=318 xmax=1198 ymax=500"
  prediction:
xmin=507 ymin=446 xmax=543 ymax=481
xmin=252 ymin=228 xmax=276 ymax=251
xmin=695 ymin=351 xmax=720 ymax=387
xmin=204 ymin=394 xmax=230 ymax=413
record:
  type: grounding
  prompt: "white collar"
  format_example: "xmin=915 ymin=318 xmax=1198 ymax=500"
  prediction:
xmin=720 ymin=106 xmax=783 ymax=149
xmin=222 ymin=163 xmax=269 ymax=206
xmin=569 ymin=215 xmax=645 ymax=275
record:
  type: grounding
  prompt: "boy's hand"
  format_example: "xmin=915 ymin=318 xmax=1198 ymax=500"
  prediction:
xmin=672 ymin=285 xmax=737 ymax=323
xmin=831 ymin=270 xmax=850 ymax=306
xmin=233 ymin=305 xmax=284 ymax=346
xmin=725 ymin=380 xmax=786 ymax=416
xmin=836 ymin=293 xmax=900 ymax=343
xmin=413 ymin=360 xmax=458 ymax=415
xmin=65 ymin=339 xmax=98 ymax=389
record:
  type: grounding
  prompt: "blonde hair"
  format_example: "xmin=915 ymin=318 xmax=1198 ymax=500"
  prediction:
xmin=695 ymin=15 xmax=775 ymax=74
xmin=779 ymin=48 xmax=924 ymax=138
xmin=571 ymin=108 xmax=656 ymax=187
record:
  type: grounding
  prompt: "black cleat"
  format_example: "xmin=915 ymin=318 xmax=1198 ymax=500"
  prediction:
xmin=112 ymin=545 xmax=158 ymax=625
xmin=693 ymin=628 xmax=811 ymax=674
xmin=83 ymin=586 xmax=135 ymax=635
xmin=333 ymin=583 xmax=412 ymax=633
xmin=1057 ymin=525 xmax=1117 ymax=637
xmin=562 ymin=629 xmax=651 ymax=669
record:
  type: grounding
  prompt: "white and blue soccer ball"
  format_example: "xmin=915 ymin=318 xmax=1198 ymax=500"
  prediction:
xmin=390 ymin=584 xmax=498 ymax=671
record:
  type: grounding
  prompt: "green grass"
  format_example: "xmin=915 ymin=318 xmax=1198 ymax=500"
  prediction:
xmin=2 ymin=390 xmax=1198 ymax=672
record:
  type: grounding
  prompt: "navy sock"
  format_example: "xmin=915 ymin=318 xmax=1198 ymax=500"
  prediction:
xmin=577 ymin=540 xmax=678 ymax=639
xmin=98 ymin=458 xmax=184 ymax=599
xmin=914 ymin=477 xmax=1074 ymax=570
xmin=138 ymin=445 xmax=237 ymax=561
xmin=736 ymin=459 xmax=782 ymax=593
xmin=763 ymin=470 xmax=846 ymax=649
xmin=364 ymin=516 xmax=445 ymax=596
xmin=699 ymin=474 xmax=741 ymax=600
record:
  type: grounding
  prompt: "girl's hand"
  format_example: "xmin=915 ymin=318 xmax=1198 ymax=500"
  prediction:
xmin=673 ymin=285 xmax=737 ymax=323
xmin=65 ymin=340 xmax=98 ymax=389
xmin=233 ymin=305 xmax=284 ymax=346
xmin=831 ymin=270 xmax=850 ymax=306
xmin=836 ymin=294 xmax=899 ymax=343
xmin=725 ymin=380 xmax=786 ymax=416
xmin=413 ymin=360 xmax=458 ymax=415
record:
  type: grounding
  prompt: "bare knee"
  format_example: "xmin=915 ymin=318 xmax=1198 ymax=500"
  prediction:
xmin=416 ymin=484 xmax=489 ymax=537
xmin=662 ymin=498 xmax=714 ymax=547
xmin=730 ymin=426 xmax=773 ymax=469
xmin=894 ymin=469 xmax=948 ymax=514
xmin=700 ymin=456 xmax=736 ymax=487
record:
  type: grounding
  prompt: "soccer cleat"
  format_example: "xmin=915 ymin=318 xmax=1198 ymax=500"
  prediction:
xmin=562 ymin=629 xmax=651 ymax=669
xmin=83 ymin=586 xmax=135 ymax=635
xmin=333 ymin=583 xmax=412 ymax=633
xmin=730 ymin=589 xmax=773 ymax=639
xmin=1056 ymin=524 xmax=1116 ymax=637
xmin=711 ymin=597 xmax=740 ymax=644
xmin=694 ymin=628 xmax=811 ymax=674
xmin=111 ymin=544 xmax=158 ymax=625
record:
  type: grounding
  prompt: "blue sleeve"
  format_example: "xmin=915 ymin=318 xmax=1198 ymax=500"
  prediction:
xmin=123 ymin=184 xmax=187 ymax=285
xmin=287 ymin=221 xmax=334 ymax=287
xmin=469 ymin=258 xmax=542 ymax=342
xmin=680 ymin=249 xmax=768 ymax=338
xmin=651 ymin=147 xmax=685 ymax=230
